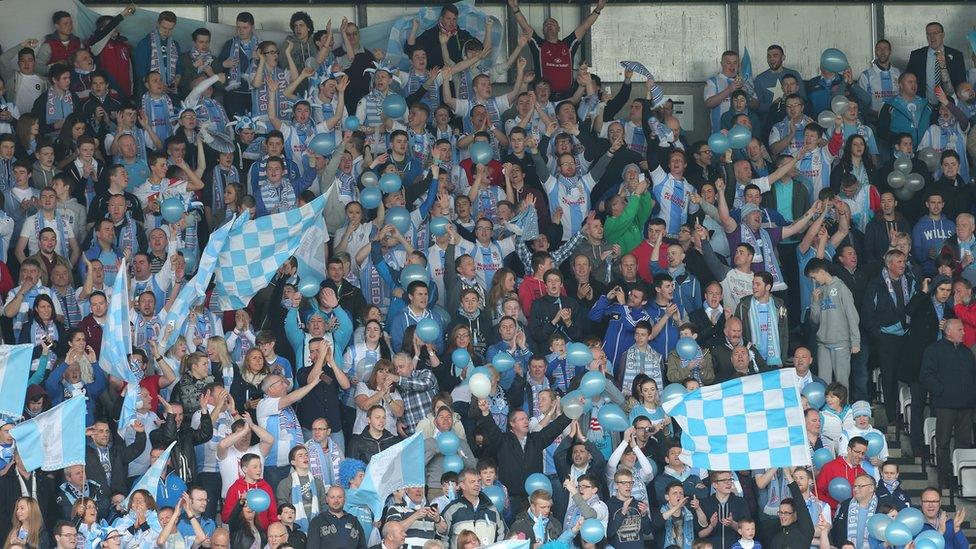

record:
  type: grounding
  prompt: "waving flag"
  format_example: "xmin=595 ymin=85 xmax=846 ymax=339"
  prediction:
xmin=11 ymin=396 xmax=86 ymax=471
xmin=100 ymin=258 xmax=136 ymax=382
xmin=160 ymin=214 xmax=237 ymax=349
xmin=663 ymin=369 xmax=811 ymax=471
xmin=214 ymin=195 xmax=326 ymax=310
xmin=346 ymin=432 xmax=425 ymax=518
xmin=125 ymin=441 xmax=177 ymax=506
xmin=0 ymin=344 xmax=36 ymax=419
xmin=741 ymin=48 xmax=754 ymax=81
xmin=619 ymin=60 xmax=654 ymax=80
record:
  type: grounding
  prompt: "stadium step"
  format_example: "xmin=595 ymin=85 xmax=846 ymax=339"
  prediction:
xmin=883 ymin=423 xmax=976 ymax=543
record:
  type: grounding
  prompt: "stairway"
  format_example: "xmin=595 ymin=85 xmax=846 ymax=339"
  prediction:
xmin=883 ymin=423 xmax=976 ymax=544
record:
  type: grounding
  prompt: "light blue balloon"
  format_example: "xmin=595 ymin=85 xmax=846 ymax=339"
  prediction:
xmin=884 ymin=521 xmax=913 ymax=546
xmin=580 ymin=370 xmax=607 ymax=398
xmin=827 ymin=477 xmax=851 ymax=502
xmin=482 ymin=484 xmax=506 ymax=511
xmin=728 ymin=124 xmax=752 ymax=150
xmin=524 ymin=473 xmax=552 ymax=495
xmin=562 ymin=390 xmax=586 ymax=419
xmin=867 ymin=514 xmax=891 ymax=540
xmin=812 ymin=447 xmax=833 ymax=469
xmin=492 ymin=351 xmax=515 ymax=372
xmin=430 ymin=216 xmax=450 ymax=236
xmin=245 ymin=489 xmax=271 ymax=512
xmin=160 ymin=197 xmax=185 ymax=224
xmin=399 ymin=264 xmax=429 ymax=289
xmin=451 ymin=348 xmax=471 ymax=368
xmin=298 ymin=274 xmax=323 ymax=298
xmin=386 ymin=206 xmax=412 ymax=235
xmin=343 ymin=117 xmax=361 ymax=131
xmin=675 ymin=337 xmax=700 ymax=360
xmin=382 ymin=94 xmax=407 ymax=118
xmin=662 ymin=383 xmax=687 ymax=403
xmin=469 ymin=141 xmax=493 ymax=165
xmin=896 ymin=506 xmax=924 ymax=536
xmin=183 ymin=251 xmax=199 ymax=273
xmin=567 ymin=342 xmax=593 ymax=367
xmin=914 ymin=529 xmax=946 ymax=549
xmin=864 ymin=430 xmax=885 ymax=457
xmin=580 ymin=518 xmax=606 ymax=543
xmin=820 ymin=48 xmax=849 ymax=74
xmin=597 ymin=403 xmax=629 ymax=432
xmin=442 ymin=454 xmax=464 ymax=473
xmin=359 ymin=187 xmax=382 ymax=209
xmin=361 ymin=171 xmax=379 ymax=188
xmin=802 ymin=381 xmax=826 ymax=410
xmin=379 ymin=173 xmax=402 ymax=194
xmin=308 ymin=132 xmax=337 ymax=155
xmin=436 ymin=431 xmax=461 ymax=455
xmin=415 ymin=318 xmax=441 ymax=343
xmin=708 ymin=132 xmax=730 ymax=156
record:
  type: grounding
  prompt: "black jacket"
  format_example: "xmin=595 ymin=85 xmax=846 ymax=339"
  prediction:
xmin=921 ymin=338 xmax=976 ymax=408
xmin=902 ymin=291 xmax=954 ymax=382
xmin=0 ymin=469 xmax=58 ymax=540
xmin=905 ymin=45 xmax=967 ymax=100
xmin=323 ymin=278 xmax=367 ymax=324
xmin=863 ymin=214 xmax=911 ymax=265
xmin=862 ymin=271 xmax=916 ymax=337
xmin=477 ymin=410 xmax=571 ymax=499
xmin=527 ymin=295 xmax=586 ymax=354
xmin=768 ymin=482 xmax=814 ymax=549
xmin=149 ymin=412 xmax=214 ymax=484
xmin=689 ymin=307 xmax=726 ymax=350
xmin=85 ymin=430 xmax=146 ymax=495
xmin=346 ymin=429 xmax=402 ymax=464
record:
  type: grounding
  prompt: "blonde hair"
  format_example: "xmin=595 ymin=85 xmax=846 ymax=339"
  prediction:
xmin=208 ymin=336 xmax=233 ymax=369
xmin=5 ymin=497 xmax=43 ymax=549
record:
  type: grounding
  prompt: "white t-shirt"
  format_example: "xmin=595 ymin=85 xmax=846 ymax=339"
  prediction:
xmin=353 ymin=382 xmax=403 ymax=435
xmin=257 ymin=396 xmax=303 ymax=467
xmin=218 ymin=443 xmax=264 ymax=498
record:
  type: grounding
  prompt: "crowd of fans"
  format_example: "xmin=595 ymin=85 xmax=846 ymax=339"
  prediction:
xmin=0 ymin=0 xmax=975 ymax=548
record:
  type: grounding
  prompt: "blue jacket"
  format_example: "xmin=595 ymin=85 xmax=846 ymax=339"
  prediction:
xmin=671 ymin=268 xmax=703 ymax=317
xmin=645 ymin=301 xmax=680 ymax=357
xmin=588 ymin=295 xmax=650 ymax=371
xmin=388 ymin=307 xmax=445 ymax=354
xmin=45 ymin=359 xmax=107 ymax=426
xmin=284 ymin=305 xmax=353 ymax=370
xmin=911 ymin=215 xmax=955 ymax=275
xmin=920 ymin=520 xmax=969 ymax=549
xmin=880 ymin=95 xmax=933 ymax=146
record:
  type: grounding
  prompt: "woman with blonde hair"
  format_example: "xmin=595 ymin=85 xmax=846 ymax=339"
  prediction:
xmin=4 ymin=497 xmax=49 ymax=549
xmin=231 ymin=347 xmax=270 ymax=417
xmin=207 ymin=335 xmax=239 ymax=391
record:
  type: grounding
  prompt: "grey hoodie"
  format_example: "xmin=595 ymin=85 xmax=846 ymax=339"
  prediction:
xmin=808 ymin=276 xmax=861 ymax=347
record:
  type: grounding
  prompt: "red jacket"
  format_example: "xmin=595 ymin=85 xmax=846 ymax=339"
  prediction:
xmin=460 ymin=158 xmax=503 ymax=188
xmin=96 ymin=38 xmax=133 ymax=97
xmin=816 ymin=456 xmax=865 ymax=513
xmin=954 ymin=302 xmax=976 ymax=348
xmin=222 ymin=477 xmax=277 ymax=529
xmin=630 ymin=240 xmax=669 ymax=283
xmin=44 ymin=33 xmax=85 ymax=67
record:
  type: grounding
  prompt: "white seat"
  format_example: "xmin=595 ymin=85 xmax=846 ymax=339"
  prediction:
xmin=924 ymin=417 xmax=938 ymax=465
xmin=899 ymin=385 xmax=912 ymax=432
xmin=952 ymin=449 xmax=976 ymax=498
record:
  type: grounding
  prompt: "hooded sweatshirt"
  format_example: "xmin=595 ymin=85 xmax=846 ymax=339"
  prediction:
xmin=911 ymin=214 xmax=955 ymax=275
xmin=808 ymin=277 xmax=861 ymax=347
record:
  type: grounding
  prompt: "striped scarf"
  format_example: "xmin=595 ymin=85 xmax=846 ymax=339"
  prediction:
xmin=290 ymin=470 xmax=319 ymax=531
xmin=845 ymin=496 xmax=877 ymax=549
xmin=0 ymin=159 xmax=12 ymax=191
xmin=115 ymin=215 xmax=139 ymax=258
xmin=149 ymin=30 xmax=178 ymax=87
xmin=211 ymin=166 xmax=240 ymax=212
xmin=141 ymin=93 xmax=174 ymax=141
xmin=34 ymin=210 xmax=70 ymax=258
xmin=406 ymin=71 xmax=439 ymax=110
xmin=189 ymin=48 xmax=214 ymax=75
xmin=739 ymin=225 xmax=783 ymax=287
xmin=55 ymin=286 xmax=82 ymax=328
xmin=228 ymin=36 xmax=258 ymax=84
xmin=362 ymin=90 xmax=386 ymax=127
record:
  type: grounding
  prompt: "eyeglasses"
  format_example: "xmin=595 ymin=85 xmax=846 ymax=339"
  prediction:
xmin=777 ymin=510 xmax=794 ymax=516
xmin=615 ymin=480 xmax=634 ymax=485
xmin=579 ymin=484 xmax=595 ymax=490
xmin=714 ymin=478 xmax=733 ymax=483
xmin=921 ymin=499 xmax=941 ymax=504
xmin=853 ymin=484 xmax=874 ymax=489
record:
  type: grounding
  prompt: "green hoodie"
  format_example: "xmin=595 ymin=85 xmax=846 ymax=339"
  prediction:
xmin=604 ymin=191 xmax=653 ymax=254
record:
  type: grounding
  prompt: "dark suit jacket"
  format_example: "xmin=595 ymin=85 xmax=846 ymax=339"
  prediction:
xmin=85 ymin=431 xmax=146 ymax=495
xmin=906 ymin=44 xmax=967 ymax=100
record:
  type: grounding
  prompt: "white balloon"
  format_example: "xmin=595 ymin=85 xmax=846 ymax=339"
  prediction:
xmin=469 ymin=373 xmax=492 ymax=399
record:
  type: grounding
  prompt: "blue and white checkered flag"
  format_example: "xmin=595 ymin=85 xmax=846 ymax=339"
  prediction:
xmin=346 ymin=432 xmax=425 ymax=519
xmin=160 ymin=214 xmax=238 ymax=349
xmin=100 ymin=258 xmax=136 ymax=383
xmin=482 ymin=541 xmax=530 ymax=549
xmin=0 ymin=344 xmax=35 ymax=420
xmin=620 ymin=60 xmax=654 ymax=80
xmin=11 ymin=396 xmax=86 ymax=471
xmin=663 ymin=369 xmax=811 ymax=471
xmin=214 ymin=196 xmax=325 ymax=310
